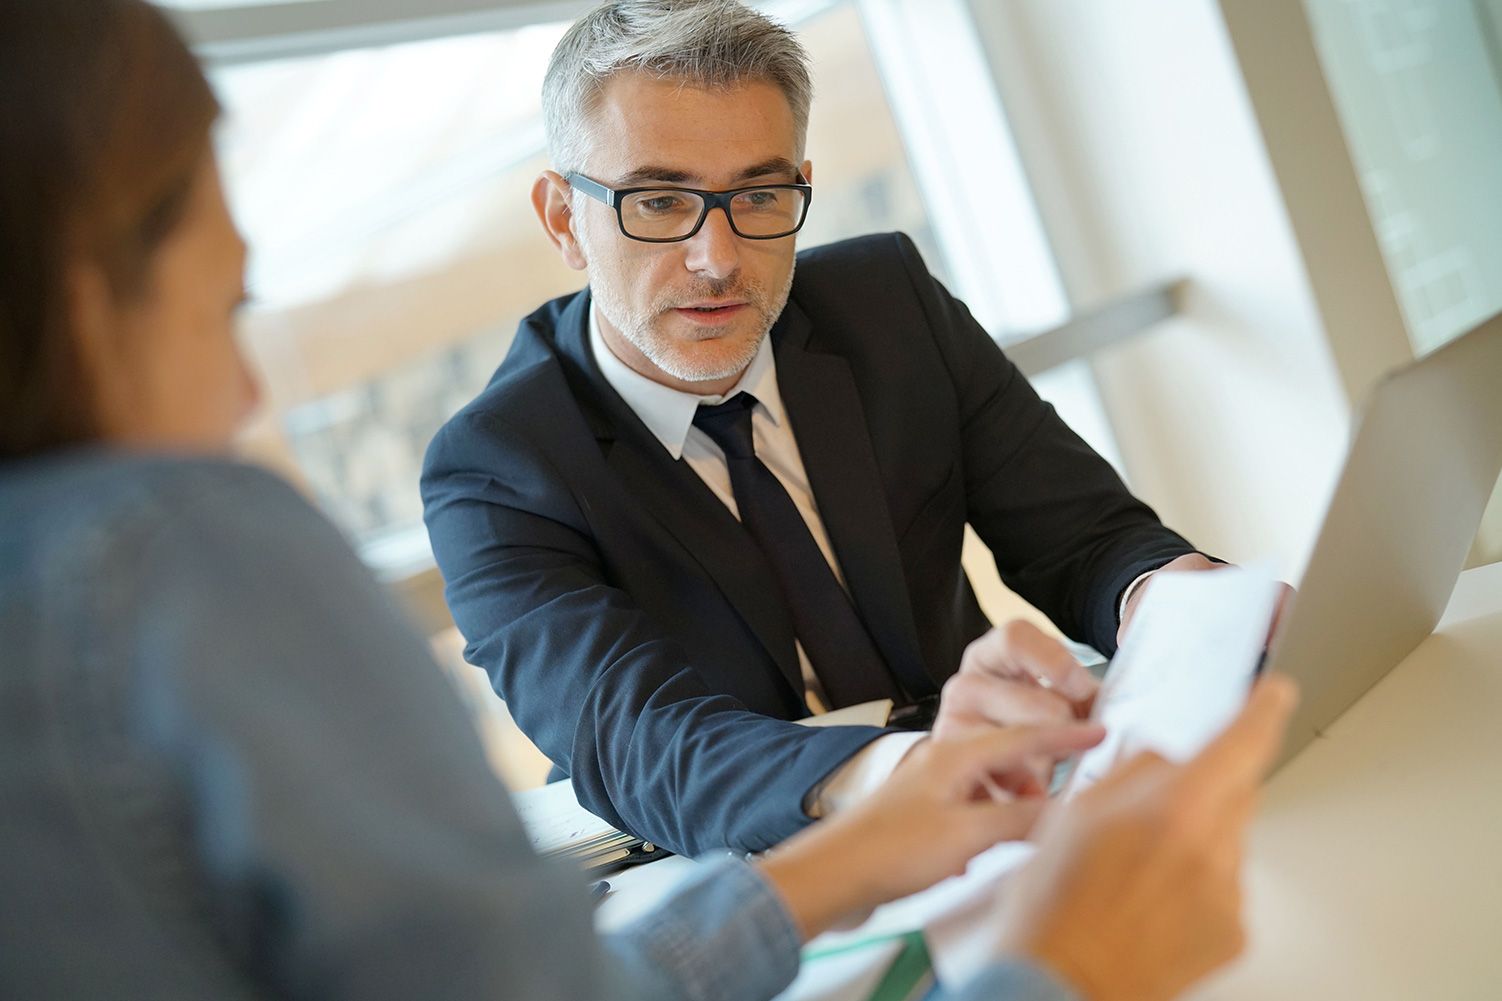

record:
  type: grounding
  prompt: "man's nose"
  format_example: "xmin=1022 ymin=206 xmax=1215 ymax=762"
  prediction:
xmin=682 ymin=204 xmax=741 ymax=281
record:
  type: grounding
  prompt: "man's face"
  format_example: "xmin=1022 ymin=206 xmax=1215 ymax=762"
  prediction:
xmin=568 ymin=73 xmax=809 ymax=388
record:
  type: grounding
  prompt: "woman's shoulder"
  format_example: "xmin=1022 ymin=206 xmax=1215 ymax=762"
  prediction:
xmin=4 ymin=448 xmax=299 ymax=516
xmin=2 ymin=450 xmax=335 ymax=595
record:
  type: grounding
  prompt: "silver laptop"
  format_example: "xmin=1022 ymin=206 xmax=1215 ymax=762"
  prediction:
xmin=1267 ymin=309 xmax=1502 ymax=766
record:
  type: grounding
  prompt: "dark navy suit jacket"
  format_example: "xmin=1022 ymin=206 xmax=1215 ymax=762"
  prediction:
xmin=422 ymin=232 xmax=1198 ymax=856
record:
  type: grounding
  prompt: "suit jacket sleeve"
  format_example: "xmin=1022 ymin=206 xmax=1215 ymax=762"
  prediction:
xmin=422 ymin=407 xmax=886 ymax=856
xmin=891 ymin=233 xmax=1203 ymax=656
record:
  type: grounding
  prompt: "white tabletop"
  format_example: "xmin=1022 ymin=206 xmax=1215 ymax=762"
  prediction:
xmin=1194 ymin=559 xmax=1502 ymax=1000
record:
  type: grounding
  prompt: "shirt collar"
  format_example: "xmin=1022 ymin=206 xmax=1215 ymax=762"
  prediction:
xmin=588 ymin=303 xmax=786 ymax=460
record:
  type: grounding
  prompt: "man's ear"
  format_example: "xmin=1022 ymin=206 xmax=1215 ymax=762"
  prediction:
xmin=801 ymin=159 xmax=814 ymax=186
xmin=532 ymin=170 xmax=588 ymax=272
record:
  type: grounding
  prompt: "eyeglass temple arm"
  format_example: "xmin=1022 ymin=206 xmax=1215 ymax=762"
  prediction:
xmin=563 ymin=172 xmax=615 ymax=207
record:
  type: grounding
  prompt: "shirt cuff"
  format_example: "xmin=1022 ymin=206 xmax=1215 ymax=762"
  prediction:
xmin=1117 ymin=569 xmax=1157 ymax=623
xmin=804 ymin=731 xmax=928 ymax=819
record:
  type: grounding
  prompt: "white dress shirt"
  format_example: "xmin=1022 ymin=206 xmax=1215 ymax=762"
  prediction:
xmin=589 ymin=308 xmax=922 ymax=814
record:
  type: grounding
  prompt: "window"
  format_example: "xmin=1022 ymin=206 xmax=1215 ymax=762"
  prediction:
xmin=216 ymin=23 xmax=575 ymax=559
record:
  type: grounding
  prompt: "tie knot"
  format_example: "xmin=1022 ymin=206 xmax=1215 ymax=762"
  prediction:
xmin=692 ymin=392 xmax=758 ymax=460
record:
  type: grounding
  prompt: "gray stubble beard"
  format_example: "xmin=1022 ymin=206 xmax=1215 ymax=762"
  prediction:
xmin=581 ymin=225 xmax=797 ymax=385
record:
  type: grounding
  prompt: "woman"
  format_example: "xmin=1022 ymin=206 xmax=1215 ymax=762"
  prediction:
xmin=0 ymin=3 xmax=1293 ymax=1000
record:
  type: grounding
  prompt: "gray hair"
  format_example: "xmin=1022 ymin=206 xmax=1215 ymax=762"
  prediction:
xmin=542 ymin=0 xmax=813 ymax=175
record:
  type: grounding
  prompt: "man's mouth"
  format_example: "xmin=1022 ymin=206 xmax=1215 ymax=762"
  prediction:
xmin=679 ymin=300 xmax=748 ymax=313
xmin=671 ymin=301 xmax=751 ymax=323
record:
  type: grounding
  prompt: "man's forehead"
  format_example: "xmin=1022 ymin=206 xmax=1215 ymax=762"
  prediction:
xmin=585 ymin=73 xmax=801 ymax=184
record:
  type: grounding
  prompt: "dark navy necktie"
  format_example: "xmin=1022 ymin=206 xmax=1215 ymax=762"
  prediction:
xmin=692 ymin=392 xmax=903 ymax=708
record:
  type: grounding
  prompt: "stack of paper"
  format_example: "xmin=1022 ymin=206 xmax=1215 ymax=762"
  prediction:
xmin=512 ymin=779 xmax=660 ymax=873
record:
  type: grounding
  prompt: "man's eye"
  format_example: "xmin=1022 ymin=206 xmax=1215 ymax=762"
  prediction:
xmin=737 ymin=190 xmax=782 ymax=210
xmin=637 ymin=194 xmax=690 ymax=214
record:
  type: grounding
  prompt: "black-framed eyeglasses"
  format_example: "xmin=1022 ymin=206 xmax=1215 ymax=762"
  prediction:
xmin=565 ymin=172 xmax=813 ymax=243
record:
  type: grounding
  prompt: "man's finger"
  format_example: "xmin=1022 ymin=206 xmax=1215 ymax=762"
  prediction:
xmin=945 ymin=674 xmax=1082 ymax=728
xmin=962 ymin=621 xmax=1100 ymax=705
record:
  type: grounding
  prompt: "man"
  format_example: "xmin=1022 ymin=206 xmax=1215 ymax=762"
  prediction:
xmin=423 ymin=0 xmax=1227 ymax=856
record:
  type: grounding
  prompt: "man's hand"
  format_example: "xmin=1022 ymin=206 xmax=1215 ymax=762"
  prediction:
xmin=926 ymin=621 xmax=1101 ymax=791
xmin=1119 ymin=554 xmax=1295 ymax=647
xmin=757 ymin=722 xmax=1106 ymax=941
xmin=992 ymin=674 xmax=1299 ymax=1001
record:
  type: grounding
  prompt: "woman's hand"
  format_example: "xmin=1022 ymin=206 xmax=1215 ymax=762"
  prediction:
xmin=991 ymin=675 xmax=1298 ymax=1001
xmin=757 ymin=722 xmax=1105 ymax=940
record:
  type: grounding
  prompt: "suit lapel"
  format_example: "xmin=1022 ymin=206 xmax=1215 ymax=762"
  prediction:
xmin=773 ymin=303 xmax=936 ymax=699
xmin=552 ymin=294 xmax=805 ymax=700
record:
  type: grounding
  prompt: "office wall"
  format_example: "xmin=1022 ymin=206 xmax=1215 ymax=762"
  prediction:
xmin=965 ymin=0 xmax=1352 ymax=583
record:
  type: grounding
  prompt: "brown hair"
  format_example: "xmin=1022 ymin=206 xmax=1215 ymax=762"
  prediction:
xmin=0 ymin=0 xmax=220 ymax=459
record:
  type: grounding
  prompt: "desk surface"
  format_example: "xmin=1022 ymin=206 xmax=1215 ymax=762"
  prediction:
xmin=600 ymin=562 xmax=1502 ymax=999
xmin=1196 ymin=559 xmax=1502 ymax=999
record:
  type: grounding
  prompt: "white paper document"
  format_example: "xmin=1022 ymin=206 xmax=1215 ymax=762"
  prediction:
xmin=1062 ymin=563 xmax=1283 ymax=797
